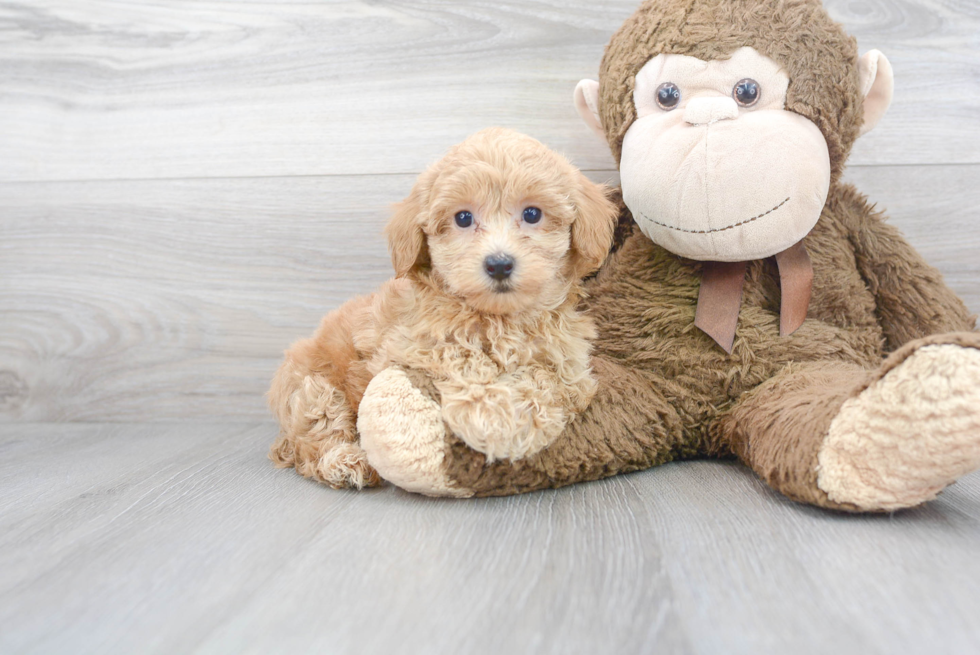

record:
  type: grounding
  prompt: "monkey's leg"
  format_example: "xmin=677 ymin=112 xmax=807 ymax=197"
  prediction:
xmin=716 ymin=333 xmax=980 ymax=511
xmin=358 ymin=357 xmax=688 ymax=497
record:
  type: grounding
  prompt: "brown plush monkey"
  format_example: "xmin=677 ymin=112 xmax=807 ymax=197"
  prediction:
xmin=357 ymin=0 xmax=980 ymax=511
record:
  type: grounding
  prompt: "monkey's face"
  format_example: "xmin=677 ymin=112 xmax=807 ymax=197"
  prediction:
xmin=619 ymin=47 xmax=831 ymax=262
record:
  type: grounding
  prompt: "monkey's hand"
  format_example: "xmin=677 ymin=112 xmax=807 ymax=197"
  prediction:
xmin=357 ymin=366 xmax=470 ymax=497
xmin=358 ymin=365 xmax=599 ymax=495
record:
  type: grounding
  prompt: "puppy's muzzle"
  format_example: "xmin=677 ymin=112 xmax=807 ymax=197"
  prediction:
xmin=484 ymin=254 xmax=515 ymax=281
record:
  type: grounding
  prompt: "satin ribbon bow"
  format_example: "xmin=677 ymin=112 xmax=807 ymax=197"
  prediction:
xmin=693 ymin=241 xmax=813 ymax=353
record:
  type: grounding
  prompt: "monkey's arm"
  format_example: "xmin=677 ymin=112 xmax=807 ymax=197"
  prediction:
xmin=839 ymin=184 xmax=975 ymax=351
xmin=358 ymin=356 xmax=688 ymax=497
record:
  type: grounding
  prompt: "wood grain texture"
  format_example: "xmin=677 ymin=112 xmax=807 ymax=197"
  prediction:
xmin=841 ymin=164 xmax=980 ymax=302
xmin=0 ymin=175 xmax=397 ymax=422
xmin=0 ymin=0 xmax=978 ymax=183
xmin=3 ymin=165 xmax=978 ymax=422
xmin=0 ymin=423 xmax=978 ymax=654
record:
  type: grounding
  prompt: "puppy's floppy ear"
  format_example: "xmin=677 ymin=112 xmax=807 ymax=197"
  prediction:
xmin=568 ymin=175 xmax=617 ymax=279
xmin=385 ymin=183 xmax=431 ymax=277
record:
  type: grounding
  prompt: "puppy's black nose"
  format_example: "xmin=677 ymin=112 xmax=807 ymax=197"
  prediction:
xmin=484 ymin=254 xmax=515 ymax=281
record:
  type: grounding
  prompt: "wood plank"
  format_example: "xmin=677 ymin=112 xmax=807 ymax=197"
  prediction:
xmin=0 ymin=423 xmax=978 ymax=654
xmin=0 ymin=0 xmax=977 ymax=183
xmin=826 ymin=0 xmax=980 ymax=167
xmin=2 ymin=164 xmax=977 ymax=422
xmin=0 ymin=175 xmax=399 ymax=422
xmin=842 ymin=164 xmax=980 ymax=306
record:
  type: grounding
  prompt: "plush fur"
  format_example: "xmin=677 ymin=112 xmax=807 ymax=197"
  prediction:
xmin=355 ymin=0 xmax=980 ymax=511
xmin=268 ymin=128 xmax=617 ymax=487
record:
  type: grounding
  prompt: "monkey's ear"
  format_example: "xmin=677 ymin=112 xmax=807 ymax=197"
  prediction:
xmin=574 ymin=79 xmax=606 ymax=140
xmin=569 ymin=176 xmax=617 ymax=279
xmin=385 ymin=189 xmax=430 ymax=278
xmin=857 ymin=50 xmax=894 ymax=137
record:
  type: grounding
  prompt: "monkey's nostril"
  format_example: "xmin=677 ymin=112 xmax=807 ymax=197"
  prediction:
xmin=484 ymin=254 xmax=515 ymax=281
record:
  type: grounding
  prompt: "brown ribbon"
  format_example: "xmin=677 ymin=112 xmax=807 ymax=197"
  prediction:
xmin=774 ymin=241 xmax=813 ymax=337
xmin=694 ymin=241 xmax=813 ymax=354
xmin=695 ymin=260 xmax=746 ymax=354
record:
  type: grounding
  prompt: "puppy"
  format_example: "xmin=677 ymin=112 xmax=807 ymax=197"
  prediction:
xmin=268 ymin=127 xmax=617 ymax=488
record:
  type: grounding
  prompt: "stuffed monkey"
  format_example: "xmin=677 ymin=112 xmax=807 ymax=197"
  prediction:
xmin=357 ymin=0 xmax=980 ymax=511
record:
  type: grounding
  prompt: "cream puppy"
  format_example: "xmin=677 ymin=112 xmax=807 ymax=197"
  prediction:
xmin=268 ymin=128 xmax=617 ymax=488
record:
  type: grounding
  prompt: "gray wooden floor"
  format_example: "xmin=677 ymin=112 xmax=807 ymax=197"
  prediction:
xmin=2 ymin=1 xmax=980 ymax=653
xmin=2 ymin=423 xmax=980 ymax=654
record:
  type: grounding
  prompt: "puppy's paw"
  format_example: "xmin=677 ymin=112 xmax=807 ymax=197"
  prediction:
xmin=358 ymin=368 xmax=472 ymax=497
xmin=440 ymin=382 xmax=563 ymax=462
xmin=314 ymin=443 xmax=382 ymax=490
xmin=818 ymin=344 xmax=980 ymax=510
xmin=270 ymin=374 xmax=381 ymax=489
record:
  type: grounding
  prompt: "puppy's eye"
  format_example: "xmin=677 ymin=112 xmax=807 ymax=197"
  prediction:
xmin=454 ymin=211 xmax=473 ymax=228
xmin=733 ymin=79 xmax=760 ymax=107
xmin=656 ymin=82 xmax=681 ymax=110
xmin=522 ymin=207 xmax=542 ymax=224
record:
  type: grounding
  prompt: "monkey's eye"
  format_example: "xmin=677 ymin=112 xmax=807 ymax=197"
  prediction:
xmin=522 ymin=207 xmax=542 ymax=224
xmin=655 ymin=82 xmax=681 ymax=110
xmin=454 ymin=210 xmax=473 ymax=228
xmin=733 ymin=79 xmax=760 ymax=107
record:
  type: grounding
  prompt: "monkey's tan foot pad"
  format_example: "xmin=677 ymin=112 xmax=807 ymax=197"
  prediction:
xmin=358 ymin=367 xmax=473 ymax=498
xmin=818 ymin=344 xmax=980 ymax=511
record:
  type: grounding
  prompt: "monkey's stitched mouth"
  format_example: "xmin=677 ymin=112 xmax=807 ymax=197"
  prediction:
xmin=641 ymin=197 xmax=791 ymax=235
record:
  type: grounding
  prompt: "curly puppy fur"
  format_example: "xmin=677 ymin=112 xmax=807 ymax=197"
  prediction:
xmin=268 ymin=128 xmax=618 ymax=488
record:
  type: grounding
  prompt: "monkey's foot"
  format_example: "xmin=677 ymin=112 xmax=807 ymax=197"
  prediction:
xmin=358 ymin=368 xmax=472 ymax=498
xmin=818 ymin=344 xmax=980 ymax=511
